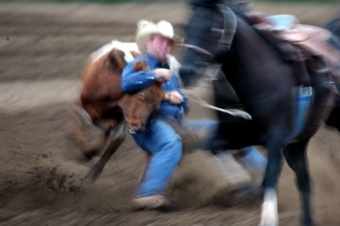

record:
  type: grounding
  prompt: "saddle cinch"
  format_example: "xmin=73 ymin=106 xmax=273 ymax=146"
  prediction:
xmin=248 ymin=13 xmax=340 ymax=85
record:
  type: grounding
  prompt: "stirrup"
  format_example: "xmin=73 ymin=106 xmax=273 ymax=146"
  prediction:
xmin=297 ymin=86 xmax=313 ymax=96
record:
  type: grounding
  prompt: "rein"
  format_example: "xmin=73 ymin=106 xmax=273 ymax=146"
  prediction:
xmin=177 ymin=43 xmax=214 ymax=59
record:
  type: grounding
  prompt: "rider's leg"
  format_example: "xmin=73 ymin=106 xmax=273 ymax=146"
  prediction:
xmin=132 ymin=118 xmax=182 ymax=208
xmin=238 ymin=146 xmax=267 ymax=174
xmin=184 ymin=119 xmax=267 ymax=203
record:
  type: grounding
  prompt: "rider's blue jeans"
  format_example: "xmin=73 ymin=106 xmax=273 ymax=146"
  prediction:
xmin=132 ymin=118 xmax=267 ymax=198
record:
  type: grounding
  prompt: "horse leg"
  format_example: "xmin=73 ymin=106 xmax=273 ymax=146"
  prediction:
xmin=85 ymin=120 xmax=127 ymax=182
xmin=259 ymin=130 xmax=285 ymax=226
xmin=325 ymin=105 xmax=340 ymax=132
xmin=283 ymin=138 xmax=313 ymax=226
xmin=260 ymin=188 xmax=278 ymax=226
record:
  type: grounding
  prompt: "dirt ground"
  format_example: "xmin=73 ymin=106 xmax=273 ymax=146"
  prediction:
xmin=1 ymin=2 xmax=340 ymax=226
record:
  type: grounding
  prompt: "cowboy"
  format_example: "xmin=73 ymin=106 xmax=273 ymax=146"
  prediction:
xmin=121 ymin=19 xmax=267 ymax=209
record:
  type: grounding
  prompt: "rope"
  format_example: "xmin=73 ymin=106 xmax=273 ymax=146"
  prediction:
xmin=186 ymin=93 xmax=252 ymax=120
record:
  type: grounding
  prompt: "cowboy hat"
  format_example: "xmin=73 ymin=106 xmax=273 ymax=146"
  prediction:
xmin=135 ymin=20 xmax=180 ymax=52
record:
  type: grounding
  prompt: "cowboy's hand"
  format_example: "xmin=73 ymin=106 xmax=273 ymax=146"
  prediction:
xmin=164 ymin=91 xmax=183 ymax=104
xmin=154 ymin=68 xmax=172 ymax=83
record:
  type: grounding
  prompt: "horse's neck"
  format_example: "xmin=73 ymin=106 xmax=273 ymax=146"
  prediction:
xmin=233 ymin=17 xmax=271 ymax=57
xmin=224 ymin=17 xmax=295 ymax=99
xmin=226 ymin=18 xmax=269 ymax=80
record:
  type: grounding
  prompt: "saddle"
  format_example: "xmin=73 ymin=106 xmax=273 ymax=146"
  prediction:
xmin=248 ymin=13 xmax=340 ymax=84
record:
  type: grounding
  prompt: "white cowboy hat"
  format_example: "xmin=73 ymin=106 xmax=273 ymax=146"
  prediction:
xmin=135 ymin=20 xmax=180 ymax=52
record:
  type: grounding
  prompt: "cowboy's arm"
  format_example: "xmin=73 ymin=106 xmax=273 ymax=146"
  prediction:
xmin=122 ymin=61 xmax=171 ymax=93
xmin=121 ymin=60 xmax=157 ymax=93
xmin=169 ymin=74 xmax=190 ymax=114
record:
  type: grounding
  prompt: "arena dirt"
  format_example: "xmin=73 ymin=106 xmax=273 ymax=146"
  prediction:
xmin=1 ymin=2 xmax=340 ymax=226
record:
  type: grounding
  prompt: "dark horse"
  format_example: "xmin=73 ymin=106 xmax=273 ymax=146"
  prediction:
xmin=179 ymin=0 xmax=340 ymax=225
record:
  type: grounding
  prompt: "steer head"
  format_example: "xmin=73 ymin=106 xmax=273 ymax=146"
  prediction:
xmin=121 ymin=61 xmax=165 ymax=133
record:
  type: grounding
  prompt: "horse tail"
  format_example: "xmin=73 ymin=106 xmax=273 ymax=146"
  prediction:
xmin=324 ymin=18 xmax=340 ymax=50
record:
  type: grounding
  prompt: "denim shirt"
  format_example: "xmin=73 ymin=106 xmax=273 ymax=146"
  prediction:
xmin=121 ymin=54 xmax=190 ymax=120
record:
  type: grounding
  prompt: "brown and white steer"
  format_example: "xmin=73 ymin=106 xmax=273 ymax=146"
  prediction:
xmin=69 ymin=42 xmax=165 ymax=182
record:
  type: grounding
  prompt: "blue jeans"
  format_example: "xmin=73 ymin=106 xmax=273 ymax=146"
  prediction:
xmin=132 ymin=118 xmax=218 ymax=198
xmin=238 ymin=146 xmax=267 ymax=173
xmin=132 ymin=118 xmax=267 ymax=198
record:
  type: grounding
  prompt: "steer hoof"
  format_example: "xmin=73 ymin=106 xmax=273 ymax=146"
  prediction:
xmin=67 ymin=104 xmax=106 ymax=158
